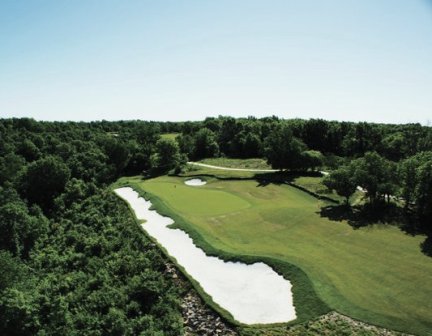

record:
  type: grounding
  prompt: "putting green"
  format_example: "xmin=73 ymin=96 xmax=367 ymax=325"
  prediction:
xmin=138 ymin=176 xmax=432 ymax=335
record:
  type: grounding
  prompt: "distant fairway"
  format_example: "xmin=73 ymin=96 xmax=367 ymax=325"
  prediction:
xmin=132 ymin=176 xmax=432 ymax=335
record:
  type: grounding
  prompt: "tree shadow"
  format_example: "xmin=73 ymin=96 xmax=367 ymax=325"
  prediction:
xmin=254 ymin=171 xmax=322 ymax=187
xmin=421 ymin=236 xmax=432 ymax=257
xmin=320 ymin=201 xmax=411 ymax=229
xmin=320 ymin=203 xmax=432 ymax=258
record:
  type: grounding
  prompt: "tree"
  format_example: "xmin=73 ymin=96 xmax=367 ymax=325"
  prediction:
xmin=0 ymin=202 xmax=48 ymax=257
xmin=193 ymin=128 xmax=219 ymax=160
xmin=264 ymin=124 xmax=307 ymax=170
xmin=101 ymin=137 xmax=131 ymax=175
xmin=19 ymin=156 xmax=70 ymax=211
xmin=0 ymin=153 xmax=25 ymax=184
xmin=302 ymin=150 xmax=324 ymax=171
xmin=351 ymin=151 xmax=396 ymax=203
xmin=399 ymin=152 xmax=432 ymax=209
xmin=0 ymin=288 xmax=39 ymax=336
xmin=243 ymin=132 xmax=262 ymax=158
xmin=415 ymin=161 xmax=432 ymax=223
xmin=151 ymin=139 xmax=181 ymax=173
xmin=176 ymin=134 xmax=195 ymax=158
xmin=323 ymin=165 xmax=357 ymax=205
xmin=0 ymin=251 xmax=27 ymax=291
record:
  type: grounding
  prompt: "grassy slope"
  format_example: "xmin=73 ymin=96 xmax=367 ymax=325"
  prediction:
xmin=199 ymin=158 xmax=271 ymax=170
xmin=293 ymin=176 xmax=364 ymax=205
xmin=136 ymin=176 xmax=432 ymax=336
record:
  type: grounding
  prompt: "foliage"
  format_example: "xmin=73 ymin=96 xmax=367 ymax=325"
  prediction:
xmin=323 ymin=166 xmax=357 ymax=204
xmin=264 ymin=124 xmax=307 ymax=170
xmin=0 ymin=118 xmax=184 ymax=336
xmin=151 ymin=138 xmax=181 ymax=174
xmin=18 ymin=156 xmax=71 ymax=212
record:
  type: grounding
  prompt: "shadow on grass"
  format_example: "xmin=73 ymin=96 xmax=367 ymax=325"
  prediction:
xmin=421 ymin=236 xmax=432 ymax=257
xmin=254 ymin=171 xmax=322 ymax=187
xmin=320 ymin=202 xmax=411 ymax=228
xmin=320 ymin=202 xmax=432 ymax=258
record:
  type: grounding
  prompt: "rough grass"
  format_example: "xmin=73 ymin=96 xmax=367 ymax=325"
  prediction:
xmin=161 ymin=133 xmax=180 ymax=140
xmin=132 ymin=176 xmax=432 ymax=336
xmin=293 ymin=176 xmax=364 ymax=205
xmin=182 ymin=165 xmax=260 ymax=179
xmin=199 ymin=158 xmax=271 ymax=170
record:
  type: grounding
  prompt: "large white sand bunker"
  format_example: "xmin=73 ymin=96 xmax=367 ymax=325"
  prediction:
xmin=115 ymin=187 xmax=296 ymax=324
xmin=184 ymin=178 xmax=207 ymax=186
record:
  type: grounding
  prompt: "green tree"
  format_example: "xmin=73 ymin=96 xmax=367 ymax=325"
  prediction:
xmin=0 ymin=251 xmax=27 ymax=291
xmin=0 ymin=153 xmax=25 ymax=184
xmin=414 ymin=160 xmax=432 ymax=223
xmin=193 ymin=128 xmax=219 ymax=159
xmin=151 ymin=138 xmax=181 ymax=173
xmin=323 ymin=165 xmax=357 ymax=205
xmin=351 ymin=151 xmax=396 ymax=203
xmin=264 ymin=124 xmax=307 ymax=170
xmin=302 ymin=150 xmax=324 ymax=171
xmin=19 ymin=156 xmax=70 ymax=211
xmin=0 ymin=202 xmax=48 ymax=257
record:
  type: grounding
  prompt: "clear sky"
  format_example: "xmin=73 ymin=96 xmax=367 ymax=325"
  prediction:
xmin=1 ymin=0 xmax=431 ymax=124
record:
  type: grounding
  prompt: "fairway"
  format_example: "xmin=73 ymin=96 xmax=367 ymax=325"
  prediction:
xmin=138 ymin=176 xmax=432 ymax=335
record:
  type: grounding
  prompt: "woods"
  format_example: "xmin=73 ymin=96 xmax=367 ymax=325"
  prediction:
xmin=0 ymin=119 xmax=184 ymax=335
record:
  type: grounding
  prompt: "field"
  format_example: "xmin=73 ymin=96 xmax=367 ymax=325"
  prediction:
xmin=199 ymin=158 xmax=271 ymax=170
xmin=127 ymin=175 xmax=432 ymax=336
xmin=161 ymin=132 xmax=180 ymax=140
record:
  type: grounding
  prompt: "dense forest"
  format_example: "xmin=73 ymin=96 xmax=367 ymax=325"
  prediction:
xmin=1 ymin=116 xmax=431 ymax=335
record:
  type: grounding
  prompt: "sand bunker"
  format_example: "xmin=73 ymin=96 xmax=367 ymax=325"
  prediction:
xmin=115 ymin=187 xmax=296 ymax=324
xmin=185 ymin=178 xmax=207 ymax=186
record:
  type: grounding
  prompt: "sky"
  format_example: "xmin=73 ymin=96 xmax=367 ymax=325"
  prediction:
xmin=0 ymin=0 xmax=431 ymax=124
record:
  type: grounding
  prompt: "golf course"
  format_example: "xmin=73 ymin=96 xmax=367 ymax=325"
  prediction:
xmin=121 ymin=174 xmax=432 ymax=336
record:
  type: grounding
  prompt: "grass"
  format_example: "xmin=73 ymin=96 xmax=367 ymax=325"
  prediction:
xmin=292 ymin=176 xmax=364 ymax=205
xmin=161 ymin=133 xmax=180 ymax=140
xmin=182 ymin=164 xmax=261 ymax=179
xmin=125 ymin=175 xmax=432 ymax=336
xmin=199 ymin=157 xmax=271 ymax=170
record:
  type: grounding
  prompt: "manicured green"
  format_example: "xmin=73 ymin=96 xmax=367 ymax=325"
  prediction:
xmin=131 ymin=175 xmax=432 ymax=336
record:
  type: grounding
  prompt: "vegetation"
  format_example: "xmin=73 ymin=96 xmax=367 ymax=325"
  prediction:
xmin=1 ymin=116 xmax=432 ymax=335
xmin=0 ymin=119 xmax=184 ymax=335
xmin=199 ymin=157 xmax=271 ymax=170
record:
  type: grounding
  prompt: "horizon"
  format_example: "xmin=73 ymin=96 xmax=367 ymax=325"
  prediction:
xmin=1 ymin=1 xmax=431 ymax=125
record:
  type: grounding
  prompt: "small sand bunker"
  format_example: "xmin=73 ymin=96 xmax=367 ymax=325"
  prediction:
xmin=185 ymin=178 xmax=207 ymax=186
xmin=115 ymin=187 xmax=296 ymax=324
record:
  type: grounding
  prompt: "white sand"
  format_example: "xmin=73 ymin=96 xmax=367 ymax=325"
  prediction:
xmin=115 ymin=187 xmax=297 ymax=324
xmin=184 ymin=178 xmax=207 ymax=186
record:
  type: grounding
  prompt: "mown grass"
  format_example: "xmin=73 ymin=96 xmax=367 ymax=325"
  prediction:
xmin=115 ymin=176 xmax=330 ymax=329
xmin=131 ymin=175 xmax=432 ymax=336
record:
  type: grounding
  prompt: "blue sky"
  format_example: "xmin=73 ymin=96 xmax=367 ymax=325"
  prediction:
xmin=1 ymin=0 xmax=431 ymax=124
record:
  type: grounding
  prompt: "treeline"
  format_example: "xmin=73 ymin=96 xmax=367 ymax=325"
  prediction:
xmin=175 ymin=116 xmax=432 ymax=162
xmin=172 ymin=116 xmax=432 ymax=227
xmin=0 ymin=118 xmax=184 ymax=335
